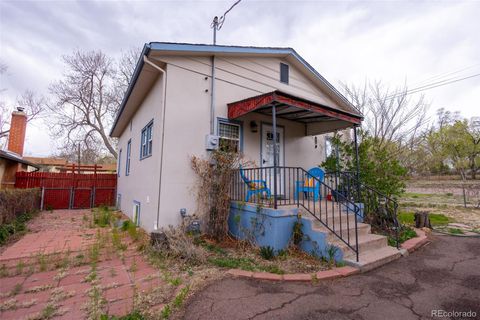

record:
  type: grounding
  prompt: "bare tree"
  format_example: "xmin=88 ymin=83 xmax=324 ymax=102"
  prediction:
xmin=342 ymin=80 xmax=429 ymax=147
xmin=48 ymin=49 xmax=138 ymax=159
xmin=117 ymin=48 xmax=140 ymax=93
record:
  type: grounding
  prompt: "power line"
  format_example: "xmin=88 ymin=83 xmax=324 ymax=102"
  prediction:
xmin=409 ymin=63 xmax=479 ymax=87
xmin=386 ymin=72 xmax=480 ymax=100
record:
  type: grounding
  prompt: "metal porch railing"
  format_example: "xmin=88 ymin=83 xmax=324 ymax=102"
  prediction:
xmin=324 ymin=171 xmax=401 ymax=249
xmin=230 ymin=166 xmax=361 ymax=262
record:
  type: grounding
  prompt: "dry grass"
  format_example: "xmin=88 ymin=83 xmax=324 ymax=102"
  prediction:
xmin=152 ymin=226 xmax=207 ymax=265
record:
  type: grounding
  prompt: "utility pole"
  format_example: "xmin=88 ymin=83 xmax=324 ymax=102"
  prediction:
xmin=209 ymin=0 xmax=242 ymax=134
xmin=210 ymin=0 xmax=242 ymax=45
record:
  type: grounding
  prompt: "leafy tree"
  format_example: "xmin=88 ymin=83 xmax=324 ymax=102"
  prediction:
xmin=430 ymin=119 xmax=480 ymax=180
xmin=321 ymin=131 xmax=407 ymax=198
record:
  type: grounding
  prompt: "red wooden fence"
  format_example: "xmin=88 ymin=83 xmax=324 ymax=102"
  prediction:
xmin=15 ymin=171 xmax=117 ymax=210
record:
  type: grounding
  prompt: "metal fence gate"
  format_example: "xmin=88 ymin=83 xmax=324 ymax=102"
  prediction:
xmin=15 ymin=171 xmax=116 ymax=210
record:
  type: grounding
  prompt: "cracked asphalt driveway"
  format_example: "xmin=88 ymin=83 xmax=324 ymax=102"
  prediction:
xmin=183 ymin=235 xmax=480 ymax=320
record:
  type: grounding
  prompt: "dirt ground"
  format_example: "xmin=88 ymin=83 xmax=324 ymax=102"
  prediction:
xmin=401 ymin=178 xmax=480 ymax=228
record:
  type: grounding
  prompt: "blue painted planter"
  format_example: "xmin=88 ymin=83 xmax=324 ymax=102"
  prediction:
xmin=228 ymin=202 xmax=344 ymax=262
xmin=228 ymin=202 xmax=298 ymax=252
xmin=300 ymin=218 xmax=343 ymax=261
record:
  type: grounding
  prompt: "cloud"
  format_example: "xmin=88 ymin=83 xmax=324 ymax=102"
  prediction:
xmin=0 ymin=0 xmax=479 ymax=156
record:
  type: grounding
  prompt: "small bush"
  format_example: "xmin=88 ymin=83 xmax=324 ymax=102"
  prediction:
xmin=0 ymin=211 xmax=35 ymax=245
xmin=207 ymin=256 xmax=256 ymax=270
xmin=0 ymin=188 xmax=40 ymax=225
xmin=262 ymin=265 xmax=284 ymax=274
xmin=325 ymin=245 xmax=339 ymax=266
xmin=388 ymin=226 xmax=417 ymax=246
xmin=259 ymin=246 xmax=275 ymax=260
xmin=93 ymin=206 xmax=114 ymax=227
xmin=151 ymin=226 xmax=206 ymax=264
xmin=0 ymin=189 xmax=40 ymax=245
xmin=121 ymin=220 xmax=141 ymax=241
xmin=292 ymin=219 xmax=304 ymax=246
xmin=277 ymin=249 xmax=288 ymax=258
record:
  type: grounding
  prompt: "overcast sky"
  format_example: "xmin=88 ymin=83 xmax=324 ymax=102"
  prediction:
xmin=1 ymin=0 xmax=479 ymax=156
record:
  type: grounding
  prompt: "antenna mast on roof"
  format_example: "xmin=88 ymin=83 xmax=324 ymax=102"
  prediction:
xmin=210 ymin=0 xmax=242 ymax=45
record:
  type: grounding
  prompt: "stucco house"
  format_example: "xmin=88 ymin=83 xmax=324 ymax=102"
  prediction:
xmin=111 ymin=42 xmax=401 ymax=268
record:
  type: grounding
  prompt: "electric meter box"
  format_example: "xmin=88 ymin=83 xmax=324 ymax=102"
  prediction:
xmin=205 ymin=134 xmax=219 ymax=151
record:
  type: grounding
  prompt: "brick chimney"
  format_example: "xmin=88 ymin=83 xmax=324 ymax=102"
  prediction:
xmin=7 ymin=107 xmax=27 ymax=156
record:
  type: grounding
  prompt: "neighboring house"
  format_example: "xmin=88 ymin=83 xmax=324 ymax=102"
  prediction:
xmin=110 ymin=42 xmax=363 ymax=232
xmin=0 ymin=150 xmax=38 ymax=189
xmin=24 ymin=157 xmax=117 ymax=174
xmin=0 ymin=108 xmax=39 ymax=188
xmin=23 ymin=157 xmax=69 ymax=173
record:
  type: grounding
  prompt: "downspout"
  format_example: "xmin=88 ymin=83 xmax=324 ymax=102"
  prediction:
xmin=143 ymin=56 xmax=167 ymax=230
xmin=210 ymin=56 xmax=216 ymax=134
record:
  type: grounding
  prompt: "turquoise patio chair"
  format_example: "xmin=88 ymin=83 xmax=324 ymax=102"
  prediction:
xmin=239 ymin=166 xmax=271 ymax=202
xmin=295 ymin=167 xmax=325 ymax=202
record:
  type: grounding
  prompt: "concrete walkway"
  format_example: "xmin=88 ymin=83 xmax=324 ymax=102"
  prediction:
xmin=0 ymin=210 xmax=167 ymax=319
xmin=184 ymin=235 xmax=480 ymax=320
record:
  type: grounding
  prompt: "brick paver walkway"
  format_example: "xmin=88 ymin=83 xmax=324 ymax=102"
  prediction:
xmin=0 ymin=210 xmax=171 ymax=319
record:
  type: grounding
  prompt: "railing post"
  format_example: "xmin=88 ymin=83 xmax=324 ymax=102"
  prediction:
xmin=272 ymin=104 xmax=277 ymax=209
xmin=355 ymin=206 xmax=359 ymax=262
xmin=394 ymin=202 xmax=400 ymax=249
xmin=353 ymin=125 xmax=361 ymax=202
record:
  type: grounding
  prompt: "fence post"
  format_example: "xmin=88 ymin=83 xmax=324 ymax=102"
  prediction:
xmin=40 ymin=187 xmax=45 ymax=210
xmin=91 ymin=187 xmax=96 ymax=208
xmin=69 ymin=187 xmax=74 ymax=209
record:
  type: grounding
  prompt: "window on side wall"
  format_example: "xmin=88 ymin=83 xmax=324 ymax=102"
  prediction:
xmin=140 ymin=120 xmax=153 ymax=159
xmin=116 ymin=194 xmax=121 ymax=210
xmin=117 ymin=149 xmax=122 ymax=177
xmin=133 ymin=201 xmax=140 ymax=226
xmin=280 ymin=63 xmax=289 ymax=84
xmin=218 ymin=120 xmax=241 ymax=153
xmin=126 ymin=139 xmax=131 ymax=175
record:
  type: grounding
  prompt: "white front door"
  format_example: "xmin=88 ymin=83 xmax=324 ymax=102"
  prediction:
xmin=261 ymin=124 xmax=284 ymax=196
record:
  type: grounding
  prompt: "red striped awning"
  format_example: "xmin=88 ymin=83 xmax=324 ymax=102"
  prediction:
xmin=227 ymin=91 xmax=362 ymax=126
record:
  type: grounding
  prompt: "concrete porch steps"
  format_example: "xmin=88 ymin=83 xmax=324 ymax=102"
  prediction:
xmin=297 ymin=201 xmax=402 ymax=272
xmin=330 ymin=233 xmax=388 ymax=254
xmin=304 ymin=215 xmax=372 ymax=238
xmin=343 ymin=246 xmax=402 ymax=272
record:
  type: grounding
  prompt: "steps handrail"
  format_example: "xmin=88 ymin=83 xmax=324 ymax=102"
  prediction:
xmin=297 ymin=167 xmax=360 ymax=262
xmin=327 ymin=170 xmax=400 ymax=249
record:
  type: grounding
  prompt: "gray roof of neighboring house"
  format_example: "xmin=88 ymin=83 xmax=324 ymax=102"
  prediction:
xmin=110 ymin=42 xmax=362 ymax=137
xmin=0 ymin=150 xmax=40 ymax=168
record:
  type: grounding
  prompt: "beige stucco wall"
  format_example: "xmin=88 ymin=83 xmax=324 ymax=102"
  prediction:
xmin=116 ymin=74 xmax=164 ymax=231
xmin=117 ymin=55 xmax=347 ymax=232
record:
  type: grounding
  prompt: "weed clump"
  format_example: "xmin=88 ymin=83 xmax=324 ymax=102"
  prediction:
xmin=259 ymin=246 xmax=275 ymax=260
xmin=151 ymin=226 xmax=206 ymax=265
